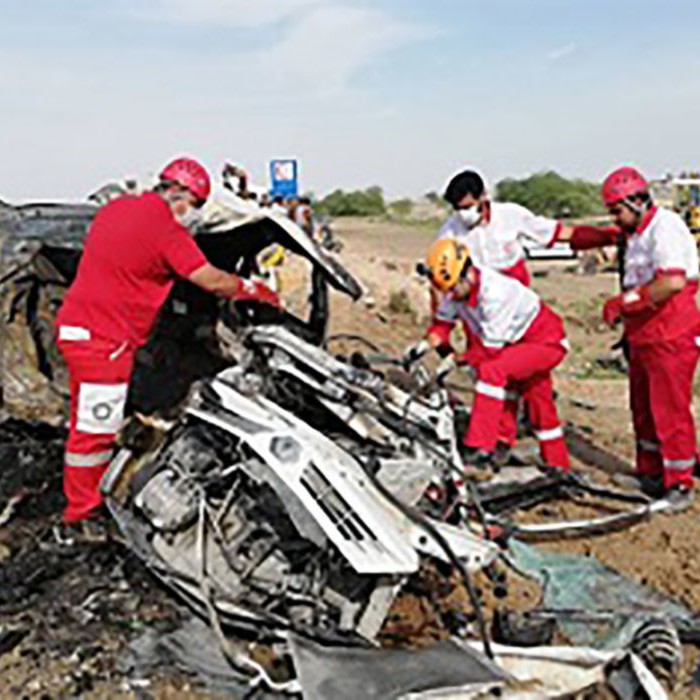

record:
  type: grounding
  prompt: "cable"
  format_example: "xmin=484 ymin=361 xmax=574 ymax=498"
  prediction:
xmin=196 ymin=500 xmax=301 ymax=694
xmin=354 ymin=394 xmax=491 ymax=538
xmin=324 ymin=333 xmax=383 ymax=353
xmin=365 ymin=462 xmax=494 ymax=659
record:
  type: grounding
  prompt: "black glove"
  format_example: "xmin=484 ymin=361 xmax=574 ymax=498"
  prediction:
xmin=403 ymin=339 xmax=430 ymax=366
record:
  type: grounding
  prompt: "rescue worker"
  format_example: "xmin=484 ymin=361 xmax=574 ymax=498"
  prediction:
xmin=406 ymin=169 xmax=564 ymax=460
xmin=55 ymin=157 xmax=280 ymax=541
xmin=294 ymin=197 xmax=314 ymax=237
xmin=270 ymin=196 xmax=289 ymax=218
xmin=437 ymin=169 xmax=564 ymax=285
xmin=557 ymin=166 xmax=700 ymax=503
xmin=422 ymin=239 xmax=570 ymax=472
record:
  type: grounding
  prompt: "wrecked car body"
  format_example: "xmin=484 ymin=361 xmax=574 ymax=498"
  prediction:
xmin=102 ymin=322 xmax=499 ymax=676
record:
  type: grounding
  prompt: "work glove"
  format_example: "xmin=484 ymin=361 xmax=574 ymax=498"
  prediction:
xmin=602 ymin=295 xmax=623 ymax=328
xmin=403 ymin=339 xmax=431 ymax=366
xmin=435 ymin=354 xmax=457 ymax=384
xmin=233 ymin=278 xmax=282 ymax=309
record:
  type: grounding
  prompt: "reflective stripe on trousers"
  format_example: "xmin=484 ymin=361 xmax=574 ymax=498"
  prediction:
xmin=57 ymin=334 xmax=135 ymax=523
xmin=637 ymin=439 xmax=660 ymax=452
xmin=534 ymin=426 xmax=564 ymax=442
xmin=475 ymin=381 xmax=507 ymax=400
xmin=64 ymin=450 xmax=114 ymax=468
xmin=663 ymin=457 xmax=696 ymax=472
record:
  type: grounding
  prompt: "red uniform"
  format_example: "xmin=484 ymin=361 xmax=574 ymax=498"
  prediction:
xmin=572 ymin=207 xmax=700 ymax=490
xmin=56 ymin=193 xmax=208 ymax=521
xmin=435 ymin=202 xmax=562 ymax=447
xmin=430 ymin=267 xmax=570 ymax=469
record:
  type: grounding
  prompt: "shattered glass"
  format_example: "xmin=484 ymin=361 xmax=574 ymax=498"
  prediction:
xmin=508 ymin=539 xmax=700 ymax=649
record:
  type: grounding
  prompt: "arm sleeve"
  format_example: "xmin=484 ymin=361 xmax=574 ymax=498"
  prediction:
xmin=427 ymin=319 xmax=454 ymax=347
xmin=570 ymin=225 xmax=619 ymax=251
xmin=512 ymin=204 xmax=560 ymax=247
xmin=160 ymin=224 xmax=209 ymax=279
xmin=437 ymin=215 xmax=464 ymax=240
xmin=651 ymin=215 xmax=694 ymax=274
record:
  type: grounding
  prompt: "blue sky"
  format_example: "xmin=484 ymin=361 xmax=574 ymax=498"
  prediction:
xmin=1 ymin=0 xmax=699 ymax=200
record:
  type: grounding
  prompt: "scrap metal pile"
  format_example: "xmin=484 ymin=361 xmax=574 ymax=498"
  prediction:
xmin=0 ymin=193 xmax=696 ymax=698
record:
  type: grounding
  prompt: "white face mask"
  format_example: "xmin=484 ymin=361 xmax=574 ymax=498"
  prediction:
xmin=176 ymin=207 xmax=202 ymax=231
xmin=456 ymin=205 xmax=482 ymax=230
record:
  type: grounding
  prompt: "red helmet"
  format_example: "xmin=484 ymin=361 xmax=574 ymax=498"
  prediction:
xmin=159 ymin=157 xmax=211 ymax=205
xmin=601 ymin=166 xmax=649 ymax=207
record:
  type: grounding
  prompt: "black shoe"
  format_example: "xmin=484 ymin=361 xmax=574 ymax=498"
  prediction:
xmin=462 ymin=449 xmax=496 ymax=481
xmin=53 ymin=519 xmax=110 ymax=547
xmin=664 ymin=485 xmax=694 ymax=513
xmin=462 ymin=447 xmax=493 ymax=467
xmin=492 ymin=442 xmax=513 ymax=469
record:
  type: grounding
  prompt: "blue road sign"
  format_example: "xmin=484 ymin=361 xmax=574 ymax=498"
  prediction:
xmin=269 ymin=159 xmax=299 ymax=200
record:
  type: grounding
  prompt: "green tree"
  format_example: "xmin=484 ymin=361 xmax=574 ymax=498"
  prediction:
xmin=316 ymin=186 xmax=386 ymax=216
xmin=495 ymin=171 xmax=604 ymax=218
xmin=388 ymin=198 xmax=414 ymax=219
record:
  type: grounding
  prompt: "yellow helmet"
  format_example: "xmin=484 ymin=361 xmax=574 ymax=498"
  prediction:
xmin=426 ymin=239 xmax=471 ymax=291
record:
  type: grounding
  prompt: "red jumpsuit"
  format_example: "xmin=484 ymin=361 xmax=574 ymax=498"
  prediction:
xmin=430 ymin=267 xmax=570 ymax=469
xmin=571 ymin=207 xmax=700 ymax=490
xmin=56 ymin=193 xmax=208 ymax=522
xmin=435 ymin=202 xmax=563 ymax=447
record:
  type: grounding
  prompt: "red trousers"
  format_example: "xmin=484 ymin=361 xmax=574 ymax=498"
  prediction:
xmin=629 ymin=334 xmax=699 ymax=490
xmin=461 ymin=324 xmax=520 ymax=447
xmin=465 ymin=341 xmax=569 ymax=469
xmin=57 ymin=332 xmax=134 ymax=522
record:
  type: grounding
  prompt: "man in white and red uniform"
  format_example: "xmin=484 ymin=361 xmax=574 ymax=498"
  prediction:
xmin=56 ymin=157 xmax=280 ymax=540
xmin=421 ymin=239 xmax=570 ymax=471
xmin=438 ymin=169 xmax=563 ymax=287
xmin=408 ymin=169 xmax=563 ymax=457
xmin=560 ymin=166 xmax=699 ymax=502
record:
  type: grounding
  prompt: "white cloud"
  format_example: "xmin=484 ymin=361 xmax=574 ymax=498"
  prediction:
xmin=137 ymin=0 xmax=325 ymax=28
xmin=253 ymin=5 xmax=431 ymax=94
xmin=546 ymin=43 xmax=577 ymax=61
xmin=118 ymin=1 xmax=432 ymax=97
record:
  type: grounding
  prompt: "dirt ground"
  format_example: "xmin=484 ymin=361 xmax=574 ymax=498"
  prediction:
xmin=0 ymin=217 xmax=699 ymax=698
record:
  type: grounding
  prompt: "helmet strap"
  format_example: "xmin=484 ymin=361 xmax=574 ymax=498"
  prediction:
xmin=622 ymin=196 xmax=651 ymax=217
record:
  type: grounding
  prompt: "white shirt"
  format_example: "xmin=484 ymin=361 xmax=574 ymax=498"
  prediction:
xmin=294 ymin=203 xmax=312 ymax=228
xmin=438 ymin=202 xmax=559 ymax=270
xmin=435 ymin=267 xmax=541 ymax=348
xmin=624 ymin=207 xmax=699 ymax=288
